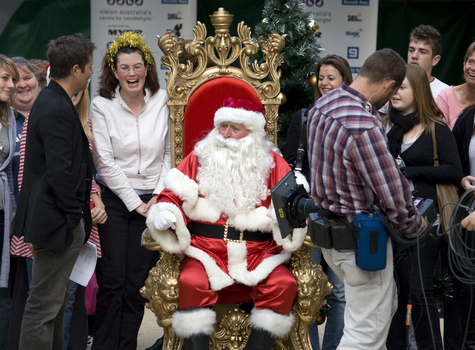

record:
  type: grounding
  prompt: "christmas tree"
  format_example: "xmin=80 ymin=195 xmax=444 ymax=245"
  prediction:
xmin=253 ymin=0 xmax=322 ymax=148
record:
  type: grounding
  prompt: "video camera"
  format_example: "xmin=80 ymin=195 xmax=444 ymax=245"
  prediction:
xmin=271 ymin=171 xmax=438 ymax=247
xmin=270 ymin=171 xmax=316 ymax=238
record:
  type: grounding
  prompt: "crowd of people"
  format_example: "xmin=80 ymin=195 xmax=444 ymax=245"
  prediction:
xmin=0 ymin=22 xmax=473 ymax=350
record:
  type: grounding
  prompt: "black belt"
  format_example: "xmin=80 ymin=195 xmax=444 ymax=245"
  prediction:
xmin=188 ymin=222 xmax=271 ymax=243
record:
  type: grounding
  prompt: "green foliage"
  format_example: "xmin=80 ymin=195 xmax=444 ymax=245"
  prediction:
xmin=253 ymin=0 xmax=322 ymax=149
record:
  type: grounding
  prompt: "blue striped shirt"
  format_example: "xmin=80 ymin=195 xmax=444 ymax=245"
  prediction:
xmin=307 ymin=83 xmax=424 ymax=237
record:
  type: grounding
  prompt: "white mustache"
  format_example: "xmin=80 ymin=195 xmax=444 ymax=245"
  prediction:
xmin=212 ymin=134 xmax=242 ymax=152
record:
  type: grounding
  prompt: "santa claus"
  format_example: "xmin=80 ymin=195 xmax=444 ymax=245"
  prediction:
xmin=146 ymin=97 xmax=307 ymax=350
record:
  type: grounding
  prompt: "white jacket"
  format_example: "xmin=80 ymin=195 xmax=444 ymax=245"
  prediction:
xmin=90 ymin=87 xmax=171 ymax=211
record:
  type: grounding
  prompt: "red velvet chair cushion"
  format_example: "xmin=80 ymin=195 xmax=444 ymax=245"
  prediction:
xmin=183 ymin=77 xmax=262 ymax=156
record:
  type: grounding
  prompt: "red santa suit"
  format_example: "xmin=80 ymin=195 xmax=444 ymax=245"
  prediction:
xmin=147 ymin=150 xmax=307 ymax=309
xmin=146 ymin=97 xmax=307 ymax=340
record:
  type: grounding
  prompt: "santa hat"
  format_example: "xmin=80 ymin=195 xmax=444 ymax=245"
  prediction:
xmin=214 ymin=98 xmax=266 ymax=133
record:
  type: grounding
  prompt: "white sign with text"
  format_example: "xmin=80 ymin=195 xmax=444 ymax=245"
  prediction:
xmin=91 ymin=0 xmax=197 ymax=98
xmin=301 ymin=0 xmax=379 ymax=77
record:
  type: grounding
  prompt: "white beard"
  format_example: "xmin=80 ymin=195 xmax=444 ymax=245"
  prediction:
xmin=194 ymin=129 xmax=277 ymax=217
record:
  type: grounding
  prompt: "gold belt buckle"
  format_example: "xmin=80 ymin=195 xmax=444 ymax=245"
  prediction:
xmin=223 ymin=222 xmax=244 ymax=243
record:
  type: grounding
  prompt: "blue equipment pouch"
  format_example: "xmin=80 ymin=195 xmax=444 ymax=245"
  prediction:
xmin=353 ymin=213 xmax=387 ymax=271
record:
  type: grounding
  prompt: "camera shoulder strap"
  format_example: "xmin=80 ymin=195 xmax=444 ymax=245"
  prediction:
xmin=295 ymin=108 xmax=308 ymax=172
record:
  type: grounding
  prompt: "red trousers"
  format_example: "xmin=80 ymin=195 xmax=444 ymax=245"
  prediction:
xmin=178 ymin=257 xmax=297 ymax=315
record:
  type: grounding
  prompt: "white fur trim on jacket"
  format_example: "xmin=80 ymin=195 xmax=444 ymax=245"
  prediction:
xmin=294 ymin=170 xmax=310 ymax=192
xmin=184 ymin=197 xmax=222 ymax=223
xmin=164 ymin=168 xmax=198 ymax=206
xmin=184 ymin=246 xmax=234 ymax=291
xmin=229 ymin=206 xmax=273 ymax=232
xmin=164 ymin=169 xmax=222 ymax=223
xmin=230 ymin=246 xmax=292 ymax=286
xmin=273 ymin=225 xmax=307 ymax=252
xmin=268 ymin=201 xmax=307 ymax=252
xmin=184 ymin=240 xmax=292 ymax=291
xmin=214 ymin=106 xmax=266 ymax=133
xmin=250 ymin=308 xmax=295 ymax=339
xmin=146 ymin=202 xmax=191 ymax=254
xmin=172 ymin=308 xmax=216 ymax=338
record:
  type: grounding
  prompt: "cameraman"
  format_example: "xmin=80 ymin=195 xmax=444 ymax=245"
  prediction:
xmin=307 ymin=49 xmax=426 ymax=349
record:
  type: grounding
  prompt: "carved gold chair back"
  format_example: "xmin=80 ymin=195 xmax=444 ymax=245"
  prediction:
xmin=159 ymin=7 xmax=284 ymax=167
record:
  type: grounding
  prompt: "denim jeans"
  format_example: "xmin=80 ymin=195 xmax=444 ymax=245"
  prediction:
xmin=309 ymin=248 xmax=345 ymax=350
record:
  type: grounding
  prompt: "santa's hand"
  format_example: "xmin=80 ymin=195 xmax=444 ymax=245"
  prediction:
xmin=266 ymin=208 xmax=277 ymax=225
xmin=153 ymin=210 xmax=177 ymax=230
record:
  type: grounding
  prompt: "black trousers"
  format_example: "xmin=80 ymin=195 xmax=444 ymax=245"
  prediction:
xmin=92 ymin=188 xmax=158 ymax=350
xmin=387 ymin=234 xmax=443 ymax=350
xmin=8 ymin=257 xmax=29 ymax=350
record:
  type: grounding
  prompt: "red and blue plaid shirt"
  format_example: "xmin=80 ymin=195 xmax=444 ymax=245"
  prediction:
xmin=307 ymin=83 xmax=424 ymax=238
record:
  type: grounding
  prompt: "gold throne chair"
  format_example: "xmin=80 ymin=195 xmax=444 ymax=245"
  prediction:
xmin=140 ymin=8 xmax=332 ymax=350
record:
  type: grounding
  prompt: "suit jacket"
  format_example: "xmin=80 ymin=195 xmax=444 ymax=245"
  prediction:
xmin=12 ymin=80 xmax=93 ymax=251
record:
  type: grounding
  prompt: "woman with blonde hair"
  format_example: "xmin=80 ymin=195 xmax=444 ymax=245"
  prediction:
xmin=0 ymin=54 xmax=19 ymax=350
xmin=437 ymin=42 xmax=475 ymax=130
xmin=385 ymin=64 xmax=462 ymax=350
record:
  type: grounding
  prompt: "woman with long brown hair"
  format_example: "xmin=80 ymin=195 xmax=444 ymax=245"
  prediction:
xmin=385 ymin=64 xmax=462 ymax=350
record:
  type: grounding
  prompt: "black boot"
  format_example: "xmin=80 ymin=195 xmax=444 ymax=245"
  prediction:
xmin=245 ymin=329 xmax=276 ymax=350
xmin=183 ymin=333 xmax=210 ymax=350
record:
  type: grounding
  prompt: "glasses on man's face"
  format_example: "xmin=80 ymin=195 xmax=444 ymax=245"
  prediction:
xmin=117 ymin=64 xmax=145 ymax=73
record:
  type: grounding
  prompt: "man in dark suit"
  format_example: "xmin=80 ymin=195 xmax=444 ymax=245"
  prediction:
xmin=12 ymin=34 xmax=95 ymax=350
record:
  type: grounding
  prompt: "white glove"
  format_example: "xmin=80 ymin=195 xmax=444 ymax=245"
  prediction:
xmin=266 ymin=207 xmax=278 ymax=225
xmin=153 ymin=210 xmax=177 ymax=230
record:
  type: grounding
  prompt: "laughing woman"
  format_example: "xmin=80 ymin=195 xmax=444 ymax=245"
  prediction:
xmin=384 ymin=64 xmax=462 ymax=350
xmin=90 ymin=32 xmax=171 ymax=349
xmin=0 ymin=54 xmax=18 ymax=349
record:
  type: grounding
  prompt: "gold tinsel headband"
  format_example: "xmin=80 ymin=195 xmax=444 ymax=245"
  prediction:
xmin=107 ymin=32 xmax=153 ymax=72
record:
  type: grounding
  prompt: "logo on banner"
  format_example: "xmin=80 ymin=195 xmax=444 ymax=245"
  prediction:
xmin=351 ymin=67 xmax=361 ymax=74
xmin=108 ymin=29 xmax=143 ymax=36
xmin=308 ymin=10 xmax=332 ymax=24
xmin=348 ymin=13 xmax=362 ymax=22
xmin=162 ymin=0 xmax=188 ymax=4
xmin=342 ymin=0 xmax=369 ymax=5
xmin=347 ymin=47 xmax=359 ymax=59
xmin=107 ymin=0 xmax=144 ymax=5
xmin=300 ymin=0 xmax=324 ymax=6
xmin=346 ymin=29 xmax=362 ymax=38
xmin=168 ymin=12 xmax=182 ymax=20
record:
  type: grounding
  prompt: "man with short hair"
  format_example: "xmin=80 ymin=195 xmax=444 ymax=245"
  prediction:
xmin=147 ymin=98 xmax=307 ymax=350
xmin=307 ymin=48 xmax=426 ymax=349
xmin=408 ymin=24 xmax=448 ymax=98
xmin=13 ymin=33 xmax=95 ymax=350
